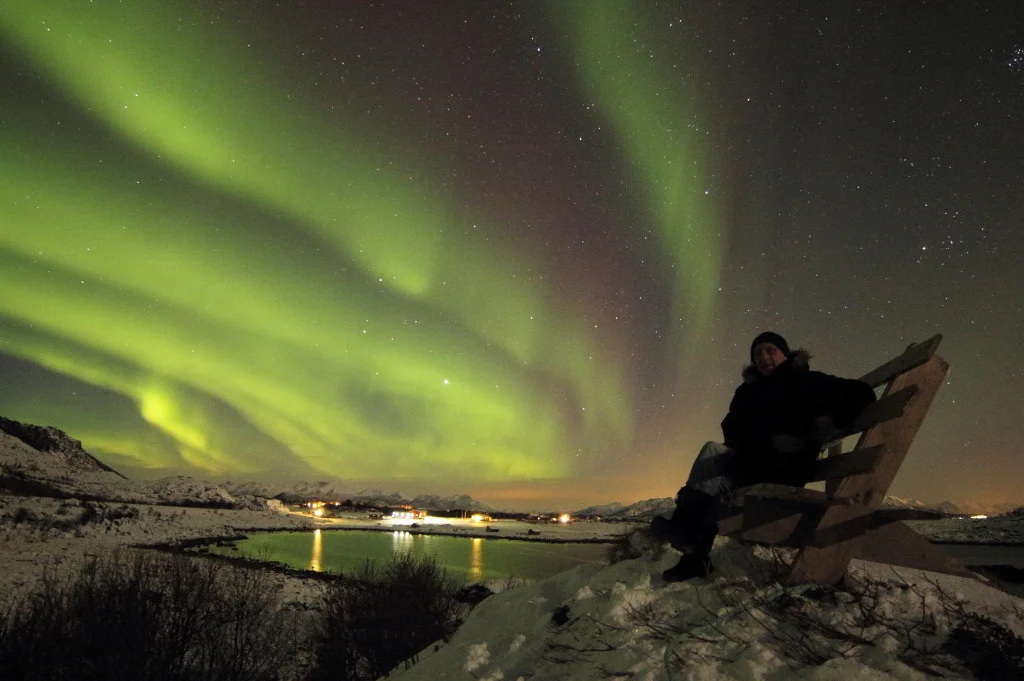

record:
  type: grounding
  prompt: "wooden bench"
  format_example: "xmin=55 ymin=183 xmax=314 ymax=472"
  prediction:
xmin=716 ymin=334 xmax=976 ymax=585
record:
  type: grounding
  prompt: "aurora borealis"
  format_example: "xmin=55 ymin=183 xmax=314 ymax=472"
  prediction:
xmin=1 ymin=1 xmax=1022 ymax=511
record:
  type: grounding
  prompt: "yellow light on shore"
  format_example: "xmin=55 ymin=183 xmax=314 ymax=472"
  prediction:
xmin=970 ymin=514 xmax=988 ymax=519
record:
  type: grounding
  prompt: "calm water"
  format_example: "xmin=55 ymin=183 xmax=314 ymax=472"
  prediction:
xmin=206 ymin=529 xmax=611 ymax=583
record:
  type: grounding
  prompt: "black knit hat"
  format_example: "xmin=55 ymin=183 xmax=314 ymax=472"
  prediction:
xmin=750 ymin=331 xmax=791 ymax=362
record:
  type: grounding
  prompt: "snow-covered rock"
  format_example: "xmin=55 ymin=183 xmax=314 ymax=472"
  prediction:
xmin=1 ymin=416 xmax=263 ymax=509
xmin=0 ymin=420 xmax=135 ymax=501
xmin=386 ymin=539 xmax=1024 ymax=681
xmin=0 ymin=416 xmax=124 ymax=477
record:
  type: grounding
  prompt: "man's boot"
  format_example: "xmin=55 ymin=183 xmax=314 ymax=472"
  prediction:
xmin=658 ymin=489 xmax=719 ymax=582
xmin=661 ymin=522 xmax=716 ymax=582
xmin=661 ymin=551 xmax=714 ymax=582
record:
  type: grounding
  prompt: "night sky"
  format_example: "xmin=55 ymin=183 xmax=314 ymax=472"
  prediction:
xmin=1 ymin=1 xmax=1021 ymax=512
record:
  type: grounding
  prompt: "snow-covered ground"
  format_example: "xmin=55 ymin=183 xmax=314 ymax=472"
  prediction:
xmin=386 ymin=538 xmax=1024 ymax=681
xmin=0 ymin=494 xmax=325 ymax=604
xmin=3 ymin=417 xmax=1024 ymax=680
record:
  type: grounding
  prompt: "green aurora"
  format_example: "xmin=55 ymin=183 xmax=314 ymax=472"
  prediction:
xmin=0 ymin=1 xmax=720 ymax=492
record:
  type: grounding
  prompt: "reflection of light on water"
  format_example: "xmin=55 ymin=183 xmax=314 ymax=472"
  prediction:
xmin=392 ymin=530 xmax=413 ymax=551
xmin=310 ymin=529 xmax=322 ymax=572
xmin=469 ymin=537 xmax=483 ymax=582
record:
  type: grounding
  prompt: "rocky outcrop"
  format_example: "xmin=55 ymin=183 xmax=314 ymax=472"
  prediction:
xmin=0 ymin=415 xmax=246 ymax=508
xmin=0 ymin=416 xmax=126 ymax=479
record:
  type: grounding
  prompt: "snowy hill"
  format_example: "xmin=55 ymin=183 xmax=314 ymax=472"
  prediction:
xmin=586 ymin=494 xmax=964 ymax=521
xmin=880 ymin=495 xmax=960 ymax=514
xmin=221 ymin=479 xmax=353 ymax=503
xmin=1 ymin=416 xmax=497 ymax=512
xmin=0 ymin=419 xmax=135 ymax=501
xmin=385 ymin=537 xmax=1024 ymax=681
xmin=573 ymin=501 xmax=626 ymax=517
xmin=581 ymin=494 xmax=1001 ymax=522
xmin=408 ymin=493 xmax=492 ymax=512
xmin=577 ymin=497 xmax=675 ymax=519
xmin=0 ymin=416 xmax=247 ymax=508
xmin=0 ymin=416 xmax=125 ymax=478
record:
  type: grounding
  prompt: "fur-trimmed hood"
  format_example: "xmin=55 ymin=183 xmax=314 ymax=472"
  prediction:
xmin=741 ymin=348 xmax=811 ymax=384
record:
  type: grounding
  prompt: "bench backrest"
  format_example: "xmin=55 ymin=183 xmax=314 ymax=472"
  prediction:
xmin=785 ymin=335 xmax=949 ymax=583
xmin=813 ymin=335 xmax=946 ymax=500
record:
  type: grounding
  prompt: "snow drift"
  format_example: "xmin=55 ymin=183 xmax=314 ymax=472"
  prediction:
xmin=386 ymin=537 xmax=1024 ymax=681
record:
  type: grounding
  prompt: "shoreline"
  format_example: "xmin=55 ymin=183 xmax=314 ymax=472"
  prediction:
xmin=4 ymin=496 xmax=1023 ymax=605
xmin=225 ymin=520 xmax=626 ymax=545
xmin=0 ymin=499 xmax=627 ymax=603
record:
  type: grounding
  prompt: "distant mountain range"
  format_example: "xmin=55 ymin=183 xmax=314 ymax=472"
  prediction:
xmin=879 ymin=495 xmax=1022 ymax=517
xmin=574 ymin=498 xmax=675 ymax=519
xmin=1 ymin=415 xmax=1020 ymax=517
xmin=577 ymin=495 xmax=978 ymax=520
xmin=219 ymin=481 xmax=494 ymax=512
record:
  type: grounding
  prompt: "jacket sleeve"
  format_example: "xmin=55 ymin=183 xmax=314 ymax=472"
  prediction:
xmin=720 ymin=385 xmax=745 ymax=447
xmin=810 ymin=372 xmax=877 ymax=430
xmin=721 ymin=384 xmax=772 ymax=453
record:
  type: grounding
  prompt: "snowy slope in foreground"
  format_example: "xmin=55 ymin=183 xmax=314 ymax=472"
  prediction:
xmin=388 ymin=539 xmax=1024 ymax=681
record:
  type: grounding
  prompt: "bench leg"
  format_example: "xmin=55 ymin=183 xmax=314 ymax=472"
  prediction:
xmin=847 ymin=521 xmax=979 ymax=580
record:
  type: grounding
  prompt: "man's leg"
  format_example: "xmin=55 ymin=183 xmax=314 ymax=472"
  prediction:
xmin=652 ymin=441 xmax=735 ymax=543
xmin=685 ymin=441 xmax=737 ymax=496
xmin=652 ymin=442 xmax=736 ymax=581
xmin=661 ymin=491 xmax=720 ymax=581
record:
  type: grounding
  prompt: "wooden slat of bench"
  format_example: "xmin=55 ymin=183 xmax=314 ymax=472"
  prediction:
xmin=824 ymin=441 xmax=844 ymax=498
xmin=729 ymin=484 xmax=854 ymax=506
xmin=722 ymin=506 xmax=945 ymax=549
xmin=820 ymin=388 xmax=916 ymax=495
xmin=738 ymin=511 xmax=817 ymax=547
xmin=806 ymin=445 xmax=884 ymax=483
xmin=818 ymin=388 xmax=916 ymax=450
xmin=719 ymin=496 xmax=826 ymax=546
xmin=851 ymin=387 xmax=918 ymax=431
xmin=786 ymin=354 xmax=949 ymax=585
xmin=859 ymin=334 xmax=942 ymax=388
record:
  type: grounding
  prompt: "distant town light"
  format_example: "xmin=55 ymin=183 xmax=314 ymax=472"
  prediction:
xmin=391 ymin=509 xmax=426 ymax=520
xmin=970 ymin=514 xmax=988 ymax=520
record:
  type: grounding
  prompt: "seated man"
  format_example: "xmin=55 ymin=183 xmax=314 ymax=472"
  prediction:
xmin=652 ymin=331 xmax=877 ymax=582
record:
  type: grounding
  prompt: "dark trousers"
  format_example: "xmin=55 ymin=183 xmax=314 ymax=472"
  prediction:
xmin=668 ymin=441 xmax=739 ymax=557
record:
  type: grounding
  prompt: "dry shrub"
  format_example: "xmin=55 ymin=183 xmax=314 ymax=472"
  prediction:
xmin=309 ymin=552 xmax=464 ymax=681
xmin=0 ymin=548 xmax=299 ymax=681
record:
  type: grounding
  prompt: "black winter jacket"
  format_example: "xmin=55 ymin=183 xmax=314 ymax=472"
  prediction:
xmin=720 ymin=349 xmax=876 ymax=487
